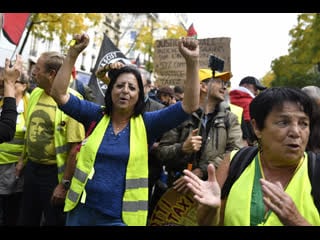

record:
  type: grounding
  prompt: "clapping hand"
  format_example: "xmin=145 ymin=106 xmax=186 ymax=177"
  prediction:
xmin=179 ymin=163 xmax=221 ymax=208
xmin=4 ymin=54 xmax=23 ymax=85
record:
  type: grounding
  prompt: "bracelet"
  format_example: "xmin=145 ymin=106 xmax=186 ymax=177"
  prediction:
xmin=104 ymin=63 xmax=111 ymax=71
xmin=96 ymin=64 xmax=110 ymax=78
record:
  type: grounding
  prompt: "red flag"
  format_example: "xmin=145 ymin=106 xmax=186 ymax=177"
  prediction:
xmin=187 ymin=23 xmax=197 ymax=39
xmin=2 ymin=13 xmax=30 ymax=45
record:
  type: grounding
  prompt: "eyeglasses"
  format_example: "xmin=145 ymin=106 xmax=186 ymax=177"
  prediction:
xmin=209 ymin=78 xmax=230 ymax=88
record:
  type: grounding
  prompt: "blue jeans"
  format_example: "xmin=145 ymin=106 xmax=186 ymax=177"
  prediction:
xmin=66 ymin=203 xmax=126 ymax=226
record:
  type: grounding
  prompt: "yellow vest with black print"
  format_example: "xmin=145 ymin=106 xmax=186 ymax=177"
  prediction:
xmin=64 ymin=114 xmax=149 ymax=226
xmin=0 ymin=94 xmax=29 ymax=164
xmin=224 ymin=151 xmax=320 ymax=226
xmin=25 ymin=87 xmax=83 ymax=182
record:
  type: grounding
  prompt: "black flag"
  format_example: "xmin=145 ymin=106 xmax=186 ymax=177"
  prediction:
xmin=88 ymin=33 xmax=131 ymax=105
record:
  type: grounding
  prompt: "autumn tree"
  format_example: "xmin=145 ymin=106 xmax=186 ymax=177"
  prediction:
xmin=270 ymin=13 xmax=320 ymax=87
xmin=29 ymin=13 xmax=103 ymax=50
xmin=260 ymin=70 xmax=275 ymax=88
xmin=165 ymin=25 xmax=187 ymax=39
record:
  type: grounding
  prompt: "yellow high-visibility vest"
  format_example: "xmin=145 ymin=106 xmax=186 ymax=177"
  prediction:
xmin=64 ymin=114 xmax=149 ymax=226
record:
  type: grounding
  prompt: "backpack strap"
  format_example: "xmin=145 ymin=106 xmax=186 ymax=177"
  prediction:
xmin=307 ymin=151 xmax=320 ymax=213
xmin=221 ymin=146 xmax=258 ymax=199
xmin=218 ymin=102 xmax=230 ymax=131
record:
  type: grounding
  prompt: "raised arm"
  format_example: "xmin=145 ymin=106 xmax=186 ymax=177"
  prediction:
xmin=0 ymin=55 xmax=23 ymax=143
xmin=4 ymin=55 xmax=23 ymax=98
xmin=178 ymin=37 xmax=200 ymax=114
xmin=51 ymin=33 xmax=90 ymax=105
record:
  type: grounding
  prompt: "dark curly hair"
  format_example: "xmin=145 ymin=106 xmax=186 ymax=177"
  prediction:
xmin=103 ymin=65 xmax=145 ymax=117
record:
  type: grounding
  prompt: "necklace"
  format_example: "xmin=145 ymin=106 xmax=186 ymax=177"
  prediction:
xmin=113 ymin=119 xmax=129 ymax=131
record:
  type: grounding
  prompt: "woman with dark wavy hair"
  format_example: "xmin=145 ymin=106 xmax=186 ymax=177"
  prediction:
xmin=50 ymin=33 xmax=200 ymax=226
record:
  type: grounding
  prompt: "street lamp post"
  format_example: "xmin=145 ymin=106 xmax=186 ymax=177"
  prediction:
xmin=80 ymin=52 xmax=86 ymax=71
xmin=90 ymin=54 xmax=96 ymax=73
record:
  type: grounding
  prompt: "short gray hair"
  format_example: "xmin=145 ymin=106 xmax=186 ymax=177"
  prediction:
xmin=301 ymin=85 xmax=320 ymax=101
xmin=139 ymin=68 xmax=151 ymax=82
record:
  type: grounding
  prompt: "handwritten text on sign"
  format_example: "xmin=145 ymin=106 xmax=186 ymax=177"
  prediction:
xmin=153 ymin=38 xmax=231 ymax=87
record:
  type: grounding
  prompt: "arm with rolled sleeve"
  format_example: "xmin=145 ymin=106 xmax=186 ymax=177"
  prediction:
xmin=0 ymin=55 xmax=23 ymax=142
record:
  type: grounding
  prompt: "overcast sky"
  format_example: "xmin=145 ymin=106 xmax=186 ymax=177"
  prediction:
xmin=186 ymin=13 xmax=299 ymax=87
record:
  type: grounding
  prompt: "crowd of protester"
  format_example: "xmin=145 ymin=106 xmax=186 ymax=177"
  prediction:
xmin=0 ymin=32 xmax=319 ymax=227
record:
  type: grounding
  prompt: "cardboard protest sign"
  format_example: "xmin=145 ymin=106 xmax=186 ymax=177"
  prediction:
xmin=153 ymin=38 xmax=231 ymax=87
xmin=148 ymin=187 xmax=198 ymax=226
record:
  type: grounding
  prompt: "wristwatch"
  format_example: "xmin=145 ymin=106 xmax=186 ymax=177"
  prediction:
xmin=61 ymin=179 xmax=71 ymax=190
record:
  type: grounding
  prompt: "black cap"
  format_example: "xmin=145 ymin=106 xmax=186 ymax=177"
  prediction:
xmin=239 ymin=76 xmax=266 ymax=90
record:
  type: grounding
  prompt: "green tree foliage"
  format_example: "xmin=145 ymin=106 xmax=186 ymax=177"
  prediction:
xmin=271 ymin=13 xmax=320 ymax=87
xmin=29 ymin=13 xmax=103 ymax=50
xmin=261 ymin=71 xmax=275 ymax=88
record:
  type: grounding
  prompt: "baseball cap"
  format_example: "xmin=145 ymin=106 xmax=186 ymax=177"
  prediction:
xmin=199 ymin=68 xmax=232 ymax=82
xmin=239 ymin=76 xmax=266 ymax=90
